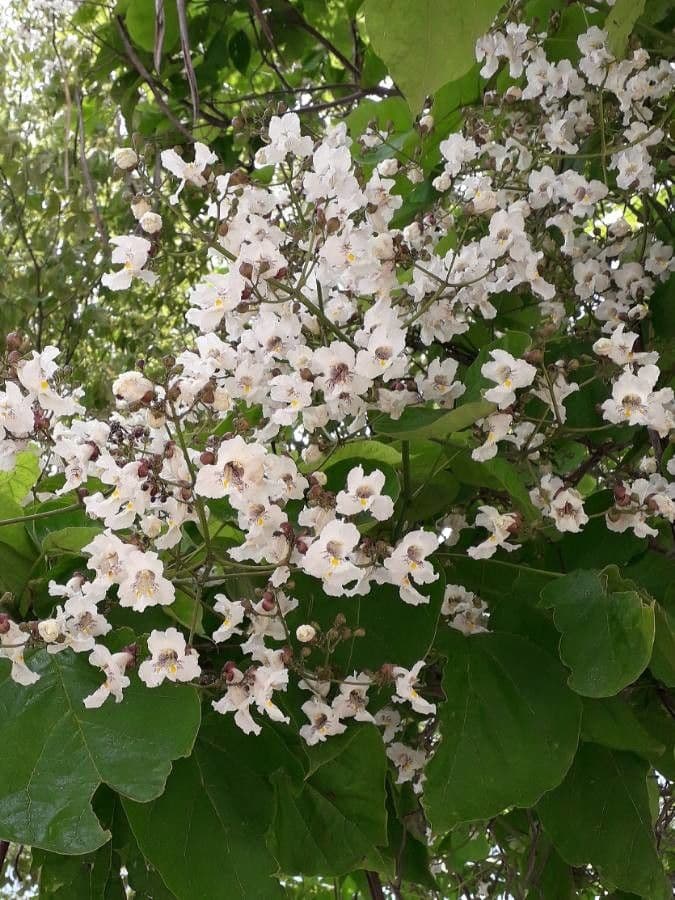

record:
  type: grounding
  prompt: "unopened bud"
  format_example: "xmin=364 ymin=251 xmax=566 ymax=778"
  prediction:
xmin=296 ymin=624 xmax=316 ymax=643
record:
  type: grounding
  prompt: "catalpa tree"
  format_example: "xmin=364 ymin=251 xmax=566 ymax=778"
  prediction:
xmin=0 ymin=0 xmax=673 ymax=897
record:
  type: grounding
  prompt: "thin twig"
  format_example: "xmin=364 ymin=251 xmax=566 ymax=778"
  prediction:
xmin=74 ymin=86 xmax=109 ymax=249
xmin=176 ymin=0 xmax=199 ymax=125
xmin=115 ymin=15 xmax=194 ymax=141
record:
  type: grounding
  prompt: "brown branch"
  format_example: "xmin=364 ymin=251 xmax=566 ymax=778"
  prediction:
xmin=115 ymin=14 xmax=194 ymax=141
xmin=365 ymin=871 xmax=385 ymax=900
xmin=74 ymin=86 xmax=109 ymax=249
xmin=176 ymin=0 xmax=199 ymax=125
xmin=154 ymin=0 xmax=166 ymax=73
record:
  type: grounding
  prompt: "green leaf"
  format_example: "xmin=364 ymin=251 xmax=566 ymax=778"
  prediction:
xmin=650 ymin=586 xmax=675 ymax=687
xmin=125 ymin=0 xmax=179 ymax=55
xmin=364 ymin=0 xmax=505 ymax=112
xmin=424 ymin=631 xmax=581 ymax=832
xmin=0 ymin=649 xmax=200 ymax=853
xmin=41 ymin=526 xmax=102 ymax=555
xmin=541 ymin=567 xmax=655 ymax=697
xmin=538 ymin=744 xmax=667 ymax=898
xmin=318 ymin=439 xmax=402 ymax=470
xmin=371 ymin=400 xmax=495 ymax=440
xmin=36 ymin=789 xmax=118 ymax=898
xmin=581 ymin=697 xmax=666 ymax=758
xmin=229 ymin=30 xmax=251 ymax=74
xmin=124 ymin=715 xmax=289 ymax=899
xmin=0 ymin=449 xmax=40 ymax=503
xmin=270 ymin=726 xmax=388 ymax=876
xmin=606 ymin=0 xmax=646 ymax=57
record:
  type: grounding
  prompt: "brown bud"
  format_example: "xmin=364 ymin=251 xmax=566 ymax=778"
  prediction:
xmin=295 ymin=538 xmax=309 ymax=555
xmin=140 ymin=389 xmax=155 ymax=405
xmin=524 ymin=349 xmax=544 ymax=365
xmin=239 ymin=261 xmax=254 ymax=280
xmin=261 ymin=591 xmax=276 ymax=612
xmin=5 ymin=332 xmax=22 ymax=352
xmin=200 ymin=450 xmax=216 ymax=466
xmin=0 ymin=613 xmax=10 ymax=634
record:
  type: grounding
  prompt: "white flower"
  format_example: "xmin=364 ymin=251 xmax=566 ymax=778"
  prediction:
xmin=472 ymin=413 xmax=512 ymax=462
xmin=113 ymin=148 xmax=138 ymax=169
xmin=467 ymin=505 xmax=521 ymax=559
xmin=161 ymin=142 xmax=217 ymax=203
xmin=212 ymin=670 xmax=260 ymax=735
xmin=415 ymin=358 xmax=465 ymax=407
xmin=386 ymin=742 xmax=426 ymax=785
xmin=17 ymin=346 xmax=82 ymax=416
xmin=117 ymin=550 xmax=175 ymax=611
xmin=300 ymin=698 xmax=346 ymax=745
xmin=0 ymin=382 xmax=33 ymax=437
xmin=255 ymin=113 xmax=313 ymax=167
xmin=335 ymin=466 xmax=394 ymax=521
xmin=482 ymin=350 xmax=536 ymax=409
xmin=211 ymin=595 xmax=246 ymax=643
xmin=374 ymin=706 xmax=401 ymax=743
xmin=331 ymin=672 xmax=374 ymax=722
xmin=602 ymin=365 xmax=673 ymax=436
xmin=112 ymin=371 xmax=154 ymax=403
xmin=392 ymin=661 xmax=436 ymax=716
xmin=593 ymin=325 xmax=658 ymax=368
xmin=194 ymin=435 xmax=267 ymax=503
xmin=383 ymin=530 xmax=439 ymax=605
xmin=0 ymin=622 xmax=40 ymax=686
xmin=138 ymin=628 xmax=201 ymax=687
xmin=530 ymin=475 xmax=588 ymax=533
xmin=83 ymin=645 xmax=133 ymax=708
xmin=301 ymin=520 xmax=361 ymax=596
xmin=102 ymin=235 xmax=157 ymax=291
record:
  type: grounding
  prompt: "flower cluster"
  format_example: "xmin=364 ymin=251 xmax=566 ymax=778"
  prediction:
xmin=0 ymin=18 xmax=672 ymax=800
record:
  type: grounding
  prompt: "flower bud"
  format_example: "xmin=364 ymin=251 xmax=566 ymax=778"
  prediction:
xmin=113 ymin=148 xmax=138 ymax=170
xmin=38 ymin=618 xmax=60 ymax=643
xmin=296 ymin=624 xmax=316 ymax=643
xmin=140 ymin=211 xmax=163 ymax=234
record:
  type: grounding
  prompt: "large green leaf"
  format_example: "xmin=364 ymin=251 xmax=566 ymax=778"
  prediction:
xmin=124 ymin=715 xmax=295 ymax=899
xmin=0 ymin=649 xmax=200 ymax=853
xmin=270 ymin=726 xmax=388 ymax=876
xmin=424 ymin=631 xmax=581 ymax=832
xmin=538 ymin=744 xmax=667 ymax=898
xmin=364 ymin=0 xmax=504 ymax=112
xmin=605 ymin=0 xmax=647 ymax=57
xmin=371 ymin=401 xmax=494 ymax=441
xmin=541 ymin=567 xmax=655 ymax=697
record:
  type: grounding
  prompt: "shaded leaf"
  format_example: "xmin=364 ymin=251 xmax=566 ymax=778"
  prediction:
xmin=424 ymin=631 xmax=581 ymax=832
xmin=538 ymin=744 xmax=667 ymax=898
